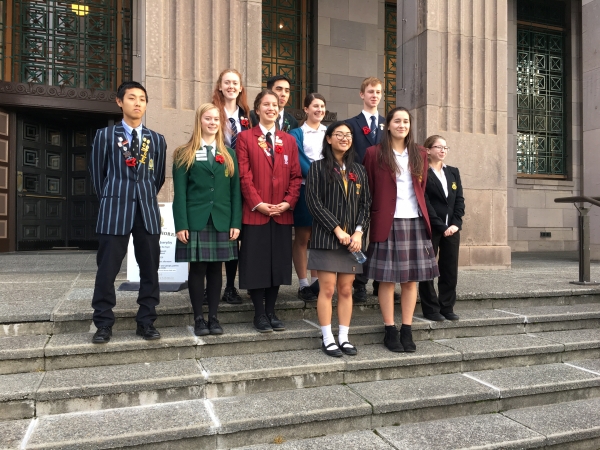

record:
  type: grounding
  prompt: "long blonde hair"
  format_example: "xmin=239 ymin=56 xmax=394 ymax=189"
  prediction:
xmin=173 ymin=103 xmax=235 ymax=176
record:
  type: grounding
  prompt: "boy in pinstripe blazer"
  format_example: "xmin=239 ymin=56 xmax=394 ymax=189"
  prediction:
xmin=89 ymin=81 xmax=167 ymax=344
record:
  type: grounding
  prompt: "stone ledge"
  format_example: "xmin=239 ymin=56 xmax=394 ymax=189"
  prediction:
xmin=234 ymin=430 xmax=393 ymax=449
xmin=0 ymin=335 xmax=49 ymax=360
xmin=531 ymin=329 xmax=600 ymax=351
xmin=500 ymin=303 xmax=600 ymax=323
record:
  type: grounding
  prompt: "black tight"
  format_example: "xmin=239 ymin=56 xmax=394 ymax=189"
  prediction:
xmin=224 ymin=259 xmax=238 ymax=288
xmin=188 ymin=261 xmax=222 ymax=321
xmin=248 ymin=286 xmax=280 ymax=318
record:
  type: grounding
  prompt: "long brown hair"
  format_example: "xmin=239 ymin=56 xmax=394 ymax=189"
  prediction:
xmin=173 ymin=103 xmax=235 ymax=176
xmin=378 ymin=106 xmax=423 ymax=178
xmin=212 ymin=69 xmax=251 ymax=136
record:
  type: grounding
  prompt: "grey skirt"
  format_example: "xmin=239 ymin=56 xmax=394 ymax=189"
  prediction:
xmin=308 ymin=247 xmax=363 ymax=274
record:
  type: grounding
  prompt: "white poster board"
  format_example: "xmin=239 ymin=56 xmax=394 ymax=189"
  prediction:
xmin=126 ymin=202 xmax=188 ymax=284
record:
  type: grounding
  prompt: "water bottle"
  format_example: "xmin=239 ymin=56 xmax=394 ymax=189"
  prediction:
xmin=351 ymin=250 xmax=367 ymax=264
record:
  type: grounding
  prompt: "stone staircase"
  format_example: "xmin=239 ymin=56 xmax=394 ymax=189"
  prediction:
xmin=2 ymin=283 xmax=600 ymax=449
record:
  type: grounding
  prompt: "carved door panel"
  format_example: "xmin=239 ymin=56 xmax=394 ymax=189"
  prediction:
xmin=0 ymin=110 xmax=9 ymax=252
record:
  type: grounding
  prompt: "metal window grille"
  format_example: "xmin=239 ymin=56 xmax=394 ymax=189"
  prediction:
xmin=516 ymin=0 xmax=566 ymax=176
xmin=384 ymin=2 xmax=397 ymax=115
xmin=262 ymin=0 xmax=312 ymax=109
xmin=0 ymin=0 xmax=132 ymax=91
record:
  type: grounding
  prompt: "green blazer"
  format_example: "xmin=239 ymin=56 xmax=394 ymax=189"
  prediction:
xmin=172 ymin=147 xmax=242 ymax=233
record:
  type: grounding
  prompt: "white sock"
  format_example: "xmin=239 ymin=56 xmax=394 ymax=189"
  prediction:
xmin=384 ymin=322 xmax=395 ymax=327
xmin=321 ymin=324 xmax=337 ymax=347
xmin=299 ymin=278 xmax=309 ymax=288
xmin=311 ymin=275 xmax=318 ymax=282
xmin=338 ymin=324 xmax=351 ymax=346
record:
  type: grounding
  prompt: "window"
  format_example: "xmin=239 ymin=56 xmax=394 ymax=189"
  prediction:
xmin=516 ymin=0 xmax=567 ymax=177
xmin=262 ymin=0 xmax=312 ymax=109
xmin=0 ymin=0 xmax=132 ymax=91
xmin=384 ymin=2 xmax=397 ymax=115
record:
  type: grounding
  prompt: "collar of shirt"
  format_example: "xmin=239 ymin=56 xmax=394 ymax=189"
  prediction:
xmin=301 ymin=122 xmax=327 ymax=133
xmin=259 ymin=123 xmax=276 ymax=137
xmin=278 ymin=110 xmax=285 ymax=127
xmin=225 ymin=106 xmax=240 ymax=121
xmin=362 ymin=110 xmax=378 ymax=127
xmin=121 ymin=119 xmax=143 ymax=145
xmin=201 ymin=139 xmax=216 ymax=155
xmin=393 ymin=148 xmax=408 ymax=158
xmin=431 ymin=163 xmax=447 ymax=174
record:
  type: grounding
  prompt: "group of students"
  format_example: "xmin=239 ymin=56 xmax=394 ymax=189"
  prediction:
xmin=88 ymin=74 xmax=465 ymax=357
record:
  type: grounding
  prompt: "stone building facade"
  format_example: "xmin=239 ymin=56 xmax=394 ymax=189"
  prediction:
xmin=0 ymin=0 xmax=598 ymax=266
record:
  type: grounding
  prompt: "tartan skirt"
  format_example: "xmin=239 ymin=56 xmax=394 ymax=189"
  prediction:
xmin=364 ymin=217 xmax=439 ymax=283
xmin=174 ymin=217 xmax=238 ymax=263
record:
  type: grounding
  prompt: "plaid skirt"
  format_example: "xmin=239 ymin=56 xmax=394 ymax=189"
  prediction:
xmin=174 ymin=217 xmax=238 ymax=263
xmin=364 ymin=217 xmax=439 ymax=283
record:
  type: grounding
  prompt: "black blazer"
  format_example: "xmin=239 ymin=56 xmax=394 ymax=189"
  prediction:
xmin=89 ymin=123 xmax=166 ymax=235
xmin=424 ymin=165 xmax=465 ymax=234
xmin=345 ymin=113 xmax=385 ymax=164
xmin=305 ymin=160 xmax=371 ymax=250
xmin=250 ymin=110 xmax=299 ymax=132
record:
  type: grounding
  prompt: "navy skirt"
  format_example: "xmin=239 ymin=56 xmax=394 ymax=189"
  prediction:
xmin=293 ymin=184 xmax=313 ymax=227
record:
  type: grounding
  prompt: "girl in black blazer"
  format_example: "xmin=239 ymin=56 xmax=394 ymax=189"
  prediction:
xmin=306 ymin=122 xmax=371 ymax=357
xmin=419 ymin=135 xmax=465 ymax=321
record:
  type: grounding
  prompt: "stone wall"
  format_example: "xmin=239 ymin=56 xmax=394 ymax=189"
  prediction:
xmin=141 ymin=0 xmax=263 ymax=203
xmin=397 ymin=0 xmax=511 ymax=268
xmin=315 ymin=0 xmax=386 ymax=121
xmin=582 ymin=0 xmax=600 ymax=259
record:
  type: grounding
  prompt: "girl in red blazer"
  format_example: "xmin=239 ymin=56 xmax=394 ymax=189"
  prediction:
xmin=362 ymin=107 xmax=439 ymax=352
xmin=235 ymin=90 xmax=302 ymax=333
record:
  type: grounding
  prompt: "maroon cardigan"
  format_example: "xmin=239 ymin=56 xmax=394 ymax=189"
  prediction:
xmin=362 ymin=144 xmax=432 ymax=242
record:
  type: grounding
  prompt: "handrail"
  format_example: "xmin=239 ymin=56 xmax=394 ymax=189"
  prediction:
xmin=553 ymin=196 xmax=600 ymax=208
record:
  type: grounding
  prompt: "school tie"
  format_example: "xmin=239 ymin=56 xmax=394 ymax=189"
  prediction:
xmin=229 ymin=118 xmax=238 ymax=149
xmin=131 ymin=128 xmax=139 ymax=161
xmin=275 ymin=115 xmax=281 ymax=131
xmin=265 ymin=132 xmax=274 ymax=162
xmin=206 ymin=145 xmax=214 ymax=166
xmin=370 ymin=116 xmax=377 ymax=139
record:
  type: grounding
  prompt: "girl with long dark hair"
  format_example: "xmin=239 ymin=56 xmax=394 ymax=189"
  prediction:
xmin=306 ymin=121 xmax=371 ymax=357
xmin=362 ymin=107 xmax=439 ymax=352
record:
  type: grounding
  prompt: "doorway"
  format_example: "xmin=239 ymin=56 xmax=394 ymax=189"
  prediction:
xmin=16 ymin=114 xmax=111 ymax=250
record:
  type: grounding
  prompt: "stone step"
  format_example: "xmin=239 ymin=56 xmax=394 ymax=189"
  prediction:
xmin=8 ymin=368 xmax=600 ymax=449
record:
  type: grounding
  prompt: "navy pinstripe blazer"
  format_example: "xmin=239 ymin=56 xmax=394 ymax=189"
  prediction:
xmin=89 ymin=123 xmax=166 ymax=235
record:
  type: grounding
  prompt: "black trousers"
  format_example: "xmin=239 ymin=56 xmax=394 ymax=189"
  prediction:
xmin=418 ymin=230 xmax=460 ymax=315
xmin=91 ymin=207 xmax=160 ymax=327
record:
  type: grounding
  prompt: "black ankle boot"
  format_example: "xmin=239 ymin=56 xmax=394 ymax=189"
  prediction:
xmin=400 ymin=324 xmax=416 ymax=352
xmin=383 ymin=325 xmax=403 ymax=352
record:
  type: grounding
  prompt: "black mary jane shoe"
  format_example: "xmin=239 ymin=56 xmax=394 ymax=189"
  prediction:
xmin=321 ymin=342 xmax=343 ymax=357
xmin=339 ymin=341 xmax=358 ymax=356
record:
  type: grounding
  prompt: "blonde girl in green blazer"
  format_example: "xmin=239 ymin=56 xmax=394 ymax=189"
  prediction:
xmin=172 ymin=103 xmax=242 ymax=336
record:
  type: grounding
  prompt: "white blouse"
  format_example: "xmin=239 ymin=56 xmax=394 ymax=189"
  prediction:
xmin=300 ymin=122 xmax=326 ymax=184
xmin=393 ymin=149 xmax=420 ymax=218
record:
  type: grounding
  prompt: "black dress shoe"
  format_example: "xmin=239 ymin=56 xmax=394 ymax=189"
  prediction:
xmin=194 ymin=318 xmax=210 ymax=336
xmin=442 ymin=311 xmax=460 ymax=321
xmin=222 ymin=286 xmax=242 ymax=304
xmin=298 ymin=286 xmax=317 ymax=301
xmin=310 ymin=279 xmax=320 ymax=296
xmin=383 ymin=325 xmax=403 ymax=352
xmin=267 ymin=312 xmax=285 ymax=331
xmin=322 ymin=342 xmax=343 ymax=357
xmin=254 ymin=314 xmax=273 ymax=333
xmin=92 ymin=326 xmax=112 ymax=344
xmin=424 ymin=312 xmax=446 ymax=322
xmin=208 ymin=315 xmax=223 ymax=335
xmin=372 ymin=282 xmax=400 ymax=301
xmin=136 ymin=323 xmax=161 ymax=340
xmin=400 ymin=325 xmax=416 ymax=352
xmin=339 ymin=341 xmax=358 ymax=356
xmin=353 ymin=284 xmax=367 ymax=303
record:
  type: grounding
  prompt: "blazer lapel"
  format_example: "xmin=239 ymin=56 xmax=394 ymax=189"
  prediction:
xmin=237 ymin=108 xmax=250 ymax=131
xmin=114 ymin=123 xmax=137 ymax=172
xmin=357 ymin=114 xmax=375 ymax=146
xmin=443 ymin=166 xmax=454 ymax=201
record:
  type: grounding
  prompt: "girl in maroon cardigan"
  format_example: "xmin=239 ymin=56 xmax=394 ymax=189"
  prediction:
xmin=362 ymin=107 xmax=439 ymax=352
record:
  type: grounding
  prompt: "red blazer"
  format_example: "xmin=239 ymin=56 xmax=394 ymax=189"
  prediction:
xmin=363 ymin=144 xmax=432 ymax=242
xmin=235 ymin=127 xmax=302 ymax=225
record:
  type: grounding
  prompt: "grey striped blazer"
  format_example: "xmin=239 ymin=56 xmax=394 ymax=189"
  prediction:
xmin=306 ymin=160 xmax=371 ymax=250
xmin=89 ymin=123 xmax=166 ymax=235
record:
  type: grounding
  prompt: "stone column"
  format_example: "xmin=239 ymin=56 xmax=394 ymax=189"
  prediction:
xmin=142 ymin=0 xmax=263 ymax=202
xmin=315 ymin=0 xmax=385 ymax=120
xmin=397 ymin=0 xmax=511 ymax=268
xmin=582 ymin=0 xmax=600 ymax=259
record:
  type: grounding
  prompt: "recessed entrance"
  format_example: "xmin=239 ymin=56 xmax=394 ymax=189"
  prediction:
xmin=16 ymin=113 xmax=111 ymax=250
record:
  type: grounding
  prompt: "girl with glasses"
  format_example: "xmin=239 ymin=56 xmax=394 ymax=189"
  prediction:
xmin=305 ymin=122 xmax=371 ymax=357
xmin=362 ymin=107 xmax=439 ymax=352
xmin=289 ymin=93 xmax=328 ymax=302
xmin=418 ymin=135 xmax=465 ymax=321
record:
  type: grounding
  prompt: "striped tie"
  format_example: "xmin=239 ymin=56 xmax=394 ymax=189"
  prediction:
xmin=229 ymin=118 xmax=238 ymax=149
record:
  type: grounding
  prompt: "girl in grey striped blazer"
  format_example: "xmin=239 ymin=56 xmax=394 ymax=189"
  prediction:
xmin=306 ymin=122 xmax=371 ymax=357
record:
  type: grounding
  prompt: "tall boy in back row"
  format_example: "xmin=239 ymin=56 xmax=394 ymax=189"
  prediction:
xmin=89 ymin=81 xmax=167 ymax=343
xmin=345 ymin=77 xmax=387 ymax=302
